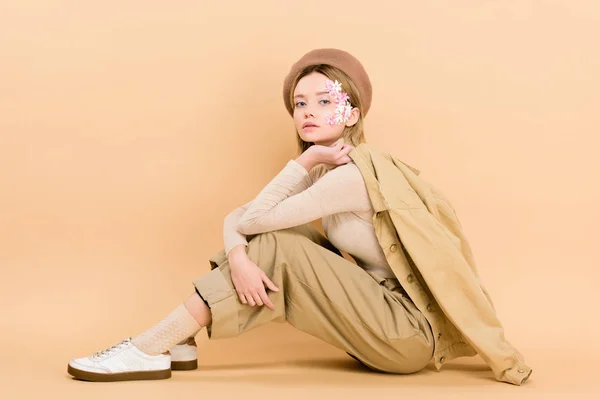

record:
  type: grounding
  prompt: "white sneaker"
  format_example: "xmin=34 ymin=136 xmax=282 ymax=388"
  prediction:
xmin=67 ymin=337 xmax=171 ymax=382
xmin=169 ymin=336 xmax=198 ymax=370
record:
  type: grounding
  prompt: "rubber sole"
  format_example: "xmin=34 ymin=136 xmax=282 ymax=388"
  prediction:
xmin=171 ymin=359 xmax=198 ymax=371
xmin=67 ymin=363 xmax=171 ymax=382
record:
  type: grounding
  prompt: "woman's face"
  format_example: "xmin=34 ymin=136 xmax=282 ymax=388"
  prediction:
xmin=292 ymin=72 xmax=357 ymax=147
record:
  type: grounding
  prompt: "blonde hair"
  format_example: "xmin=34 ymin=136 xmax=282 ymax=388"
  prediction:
xmin=287 ymin=64 xmax=367 ymax=155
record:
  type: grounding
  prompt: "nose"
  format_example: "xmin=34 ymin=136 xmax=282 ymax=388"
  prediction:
xmin=304 ymin=108 xmax=314 ymax=118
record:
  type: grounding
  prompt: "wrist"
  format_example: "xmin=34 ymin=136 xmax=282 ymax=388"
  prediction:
xmin=295 ymin=150 xmax=317 ymax=172
xmin=228 ymin=245 xmax=248 ymax=262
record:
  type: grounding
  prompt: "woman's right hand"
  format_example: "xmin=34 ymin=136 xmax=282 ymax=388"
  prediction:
xmin=229 ymin=252 xmax=280 ymax=310
xmin=310 ymin=138 xmax=354 ymax=168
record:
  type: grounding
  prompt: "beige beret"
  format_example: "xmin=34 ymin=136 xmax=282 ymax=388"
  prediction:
xmin=282 ymin=48 xmax=372 ymax=118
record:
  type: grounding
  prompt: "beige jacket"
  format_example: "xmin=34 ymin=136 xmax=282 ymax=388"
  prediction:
xmin=348 ymin=142 xmax=532 ymax=385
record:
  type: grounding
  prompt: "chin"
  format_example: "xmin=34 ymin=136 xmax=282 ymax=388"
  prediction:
xmin=299 ymin=133 xmax=315 ymax=142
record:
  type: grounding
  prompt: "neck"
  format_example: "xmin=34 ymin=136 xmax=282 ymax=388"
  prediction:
xmin=317 ymin=137 xmax=346 ymax=147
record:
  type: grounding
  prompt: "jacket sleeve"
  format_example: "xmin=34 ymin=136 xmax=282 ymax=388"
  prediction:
xmin=391 ymin=205 xmax=532 ymax=385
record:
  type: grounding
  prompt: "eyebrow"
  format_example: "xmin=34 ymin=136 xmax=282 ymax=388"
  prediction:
xmin=293 ymin=91 xmax=329 ymax=99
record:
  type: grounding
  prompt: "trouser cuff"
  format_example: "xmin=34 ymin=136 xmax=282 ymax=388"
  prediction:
xmin=192 ymin=267 xmax=239 ymax=339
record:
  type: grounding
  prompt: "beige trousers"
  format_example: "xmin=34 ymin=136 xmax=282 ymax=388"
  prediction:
xmin=192 ymin=223 xmax=434 ymax=374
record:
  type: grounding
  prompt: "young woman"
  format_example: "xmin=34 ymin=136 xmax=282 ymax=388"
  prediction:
xmin=67 ymin=48 xmax=450 ymax=382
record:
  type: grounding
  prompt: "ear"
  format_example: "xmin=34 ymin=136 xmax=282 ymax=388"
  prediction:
xmin=345 ymin=107 xmax=361 ymax=127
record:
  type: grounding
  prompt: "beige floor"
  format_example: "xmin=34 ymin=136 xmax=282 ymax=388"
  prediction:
xmin=2 ymin=323 xmax=598 ymax=400
xmin=2 ymin=238 xmax=598 ymax=400
xmin=2 ymin=198 xmax=597 ymax=399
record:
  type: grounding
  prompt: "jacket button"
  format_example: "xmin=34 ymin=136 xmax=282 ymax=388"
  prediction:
xmin=390 ymin=244 xmax=397 ymax=252
xmin=426 ymin=303 xmax=433 ymax=312
xmin=439 ymin=356 xmax=445 ymax=363
xmin=407 ymin=274 xmax=414 ymax=283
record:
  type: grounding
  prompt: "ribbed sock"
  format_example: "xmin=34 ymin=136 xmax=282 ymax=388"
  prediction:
xmin=131 ymin=304 xmax=202 ymax=356
xmin=175 ymin=328 xmax=201 ymax=345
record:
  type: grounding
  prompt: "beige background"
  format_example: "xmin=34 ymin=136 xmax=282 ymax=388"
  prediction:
xmin=1 ymin=0 xmax=598 ymax=398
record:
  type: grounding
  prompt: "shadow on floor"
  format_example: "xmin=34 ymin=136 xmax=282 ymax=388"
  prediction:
xmin=176 ymin=357 xmax=497 ymax=387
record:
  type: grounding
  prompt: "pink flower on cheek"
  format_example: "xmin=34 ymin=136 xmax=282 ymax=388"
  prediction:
xmin=338 ymin=92 xmax=349 ymax=103
xmin=324 ymin=79 xmax=353 ymax=125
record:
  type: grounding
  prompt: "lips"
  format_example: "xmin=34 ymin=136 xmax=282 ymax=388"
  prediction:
xmin=302 ymin=122 xmax=319 ymax=129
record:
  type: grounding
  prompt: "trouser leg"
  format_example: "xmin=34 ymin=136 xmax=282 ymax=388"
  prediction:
xmin=193 ymin=224 xmax=434 ymax=373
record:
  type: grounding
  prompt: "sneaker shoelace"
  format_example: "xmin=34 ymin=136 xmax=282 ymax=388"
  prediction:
xmin=90 ymin=337 xmax=132 ymax=360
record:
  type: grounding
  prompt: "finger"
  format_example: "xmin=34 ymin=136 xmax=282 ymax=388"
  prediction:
xmin=337 ymin=156 xmax=351 ymax=165
xmin=336 ymin=153 xmax=351 ymax=163
xmin=262 ymin=274 xmax=280 ymax=292
xmin=238 ymin=292 xmax=248 ymax=305
xmin=341 ymin=144 xmax=353 ymax=153
xmin=335 ymin=145 xmax=347 ymax=155
xmin=259 ymin=289 xmax=275 ymax=310
xmin=245 ymin=293 xmax=256 ymax=306
xmin=251 ymin=291 xmax=264 ymax=307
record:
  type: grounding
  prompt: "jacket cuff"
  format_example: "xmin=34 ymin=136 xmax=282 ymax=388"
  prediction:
xmin=499 ymin=360 xmax=532 ymax=385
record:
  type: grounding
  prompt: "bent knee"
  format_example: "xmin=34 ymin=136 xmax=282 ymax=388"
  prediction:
xmin=246 ymin=229 xmax=306 ymax=265
xmin=250 ymin=228 xmax=312 ymax=248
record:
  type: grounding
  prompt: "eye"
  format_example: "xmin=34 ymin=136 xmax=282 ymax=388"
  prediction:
xmin=320 ymin=99 xmax=331 ymax=105
xmin=295 ymin=101 xmax=306 ymax=107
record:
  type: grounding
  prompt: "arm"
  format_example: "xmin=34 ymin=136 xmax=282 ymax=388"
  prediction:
xmin=236 ymin=160 xmax=371 ymax=235
xmin=224 ymin=159 xmax=317 ymax=258
xmin=223 ymin=200 xmax=253 ymax=258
